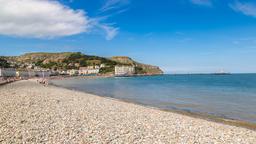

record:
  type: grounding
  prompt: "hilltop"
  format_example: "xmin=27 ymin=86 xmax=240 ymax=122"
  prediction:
xmin=2 ymin=52 xmax=163 ymax=75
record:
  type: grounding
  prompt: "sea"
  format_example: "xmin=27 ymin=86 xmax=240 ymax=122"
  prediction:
xmin=50 ymin=74 xmax=256 ymax=124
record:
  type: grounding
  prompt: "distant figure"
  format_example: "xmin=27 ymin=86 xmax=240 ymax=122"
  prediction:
xmin=44 ymin=79 xmax=49 ymax=86
xmin=37 ymin=78 xmax=48 ymax=86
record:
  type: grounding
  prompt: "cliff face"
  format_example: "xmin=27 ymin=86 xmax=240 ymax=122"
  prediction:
xmin=110 ymin=56 xmax=163 ymax=75
xmin=3 ymin=52 xmax=163 ymax=75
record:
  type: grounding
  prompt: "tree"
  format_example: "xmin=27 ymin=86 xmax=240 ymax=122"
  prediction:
xmin=135 ymin=67 xmax=146 ymax=74
xmin=99 ymin=67 xmax=114 ymax=74
xmin=0 ymin=58 xmax=10 ymax=68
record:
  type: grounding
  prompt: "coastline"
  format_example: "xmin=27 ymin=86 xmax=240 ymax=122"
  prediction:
xmin=0 ymin=80 xmax=255 ymax=143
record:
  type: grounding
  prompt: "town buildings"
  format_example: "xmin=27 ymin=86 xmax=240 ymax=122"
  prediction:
xmin=0 ymin=68 xmax=51 ymax=78
xmin=1 ymin=64 xmax=137 ymax=78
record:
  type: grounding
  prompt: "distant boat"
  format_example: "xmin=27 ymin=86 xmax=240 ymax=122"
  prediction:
xmin=213 ymin=69 xmax=231 ymax=75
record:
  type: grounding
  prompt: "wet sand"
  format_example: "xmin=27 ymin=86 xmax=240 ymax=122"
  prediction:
xmin=0 ymin=80 xmax=255 ymax=143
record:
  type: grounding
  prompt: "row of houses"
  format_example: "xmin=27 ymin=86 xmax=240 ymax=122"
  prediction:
xmin=0 ymin=68 xmax=51 ymax=78
xmin=64 ymin=65 xmax=136 ymax=76
xmin=0 ymin=65 xmax=137 ymax=77
xmin=65 ymin=66 xmax=100 ymax=76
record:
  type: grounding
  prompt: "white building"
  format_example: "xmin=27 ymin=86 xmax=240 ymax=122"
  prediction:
xmin=28 ymin=71 xmax=36 ymax=77
xmin=100 ymin=64 xmax=106 ymax=68
xmin=115 ymin=66 xmax=135 ymax=76
xmin=0 ymin=68 xmax=16 ymax=77
xmin=79 ymin=67 xmax=99 ymax=75
xmin=59 ymin=70 xmax=68 ymax=75
xmin=34 ymin=71 xmax=51 ymax=77
xmin=0 ymin=68 xmax=52 ymax=78
xmin=16 ymin=71 xmax=29 ymax=78
xmin=67 ymin=69 xmax=79 ymax=76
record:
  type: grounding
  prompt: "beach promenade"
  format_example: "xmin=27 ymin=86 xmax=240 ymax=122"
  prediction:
xmin=0 ymin=80 xmax=255 ymax=143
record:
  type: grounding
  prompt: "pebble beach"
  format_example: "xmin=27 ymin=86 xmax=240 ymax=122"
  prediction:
xmin=0 ymin=80 xmax=255 ymax=143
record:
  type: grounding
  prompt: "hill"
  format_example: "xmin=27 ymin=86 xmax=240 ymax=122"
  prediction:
xmin=3 ymin=52 xmax=163 ymax=75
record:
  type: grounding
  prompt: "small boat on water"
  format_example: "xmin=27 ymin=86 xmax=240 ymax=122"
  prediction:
xmin=213 ymin=69 xmax=231 ymax=75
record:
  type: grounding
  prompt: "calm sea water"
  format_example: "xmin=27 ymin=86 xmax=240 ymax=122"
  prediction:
xmin=51 ymin=74 xmax=256 ymax=123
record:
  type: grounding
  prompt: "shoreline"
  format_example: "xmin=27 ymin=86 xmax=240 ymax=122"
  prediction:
xmin=0 ymin=78 xmax=19 ymax=86
xmin=1 ymin=80 xmax=256 ymax=143
xmin=49 ymin=82 xmax=256 ymax=131
xmin=1 ymin=78 xmax=256 ymax=131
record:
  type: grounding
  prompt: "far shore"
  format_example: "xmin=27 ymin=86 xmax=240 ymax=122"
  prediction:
xmin=0 ymin=80 xmax=255 ymax=143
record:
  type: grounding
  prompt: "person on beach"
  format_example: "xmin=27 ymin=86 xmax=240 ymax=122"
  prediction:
xmin=44 ymin=79 xmax=49 ymax=86
xmin=37 ymin=78 xmax=48 ymax=86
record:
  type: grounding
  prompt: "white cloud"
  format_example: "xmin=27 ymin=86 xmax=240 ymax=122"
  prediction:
xmin=0 ymin=0 xmax=118 ymax=40
xmin=0 ymin=0 xmax=90 ymax=38
xmin=190 ymin=0 xmax=212 ymax=6
xmin=90 ymin=17 xmax=119 ymax=40
xmin=101 ymin=0 xmax=129 ymax=12
xmin=230 ymin=1 xmax=256 ymax=17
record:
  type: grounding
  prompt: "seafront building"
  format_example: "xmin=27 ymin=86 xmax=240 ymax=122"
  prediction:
xmin=16 ymin=70 xmax=51 ymax=78
xmin=35 ymin=71 xmax=51 ymax=78
xmin=0 ymin=68 xmax=16 ymax=77
xmin=67 ymin=69 xmax=79 ymax=76
xmin=0 ymin=68 xmax=51 ymax=78
xmin=58 ymin=70 xmax=68 ymax=75
xmin=16 ymin=71 xmax=27 ymax=77
xmin=115 ymin=66 xmax=135 ymax=76
xmin=79 ymin=66 xmax=100 ymax=75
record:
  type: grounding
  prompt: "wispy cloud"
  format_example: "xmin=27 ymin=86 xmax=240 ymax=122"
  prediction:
xmin=178 ymin=38 xmax=192 ymax=43
xmin=99 ymin=24 xmax=119 ymax=40
xmin=230 ymin=1 xmax=256 ymax=17
xmin=100 ymin=0 xmax=130 ymax=12
xmin=94 ymin=0 xmax=131 ymax=40
xmin=231 ymin=37 xmax=256 ymax=45
xmin=190 ymin=0 xmax=212 ymax=6
xmin=89 ymin=17 xmax=119 ymax=40
xmin=175 ymin=32 xmax=185 ymax=36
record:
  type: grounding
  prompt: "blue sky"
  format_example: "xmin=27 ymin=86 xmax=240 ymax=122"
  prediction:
xmin=1 ymin=0 xmax=256 ymax=73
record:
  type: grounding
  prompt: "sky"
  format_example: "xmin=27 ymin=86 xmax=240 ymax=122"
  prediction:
xmin=1 ymin=0 xmax=256 ymax=73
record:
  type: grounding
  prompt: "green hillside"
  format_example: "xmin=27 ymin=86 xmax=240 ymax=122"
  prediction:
xmin=2 ymin=52 xmax=163 ymax=75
